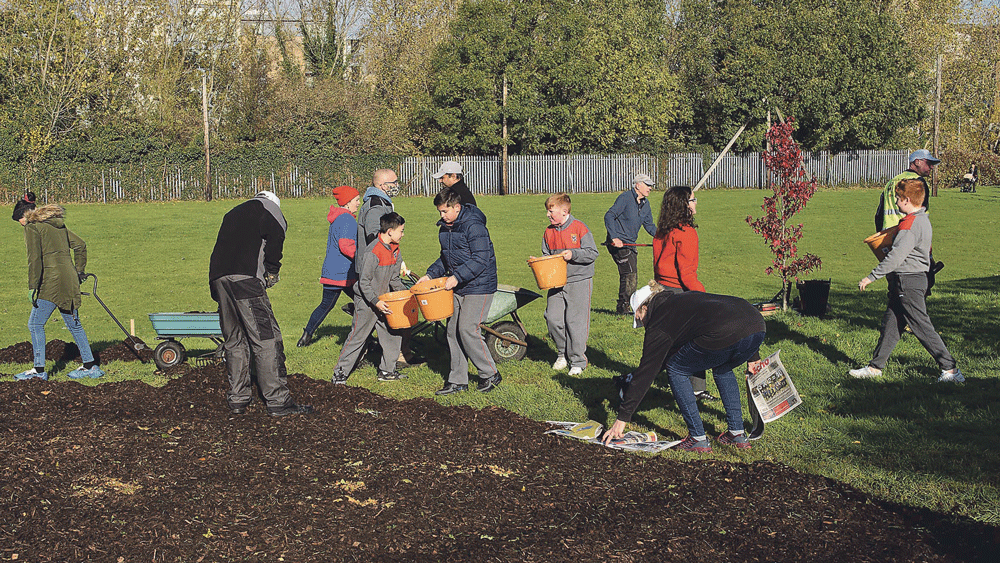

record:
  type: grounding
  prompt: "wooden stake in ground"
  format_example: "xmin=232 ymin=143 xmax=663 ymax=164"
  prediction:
xmin=693 ymin=121 xmax=748 ymax=192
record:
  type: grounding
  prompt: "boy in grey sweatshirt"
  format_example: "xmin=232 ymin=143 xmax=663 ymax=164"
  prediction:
xmin=850 ymin=179 xmax=963 ymax=383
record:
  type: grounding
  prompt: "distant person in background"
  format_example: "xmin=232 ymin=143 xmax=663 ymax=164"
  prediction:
xmin=961 ymin=163 xmax=978 ymax=193
xmin=209 ymin=191 xmax=313 ymax=417
xmin=432 ymin=161 xmax=477 ymax=206
xmin=298 ymin=185 xmax=360 ymax=347
xmin=605 ymin=173 xmax=657 ymax=314
xmin=876 ymin=149 xmax=937 ymax=232
xmin=14 ymin=196 xmax=104 ymax=381
xmin=652 ymin=185 xmax=714 ymax=401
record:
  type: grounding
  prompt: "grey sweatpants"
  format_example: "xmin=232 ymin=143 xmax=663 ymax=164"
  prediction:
xmin=545 ymin=278 xmax=592 ymax=369
xmin=870 ymin=273 xmax=956 ymax=371
xmin=335 ymin=295 xmax=403 ymax=375
xmin=446 ymin=293 xmax=497 ymax=385
xmin=212 ymin=275 xmax=291 ymax=408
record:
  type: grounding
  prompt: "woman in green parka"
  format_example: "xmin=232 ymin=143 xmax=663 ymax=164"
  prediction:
xmin=13 ymin=200 xmax=104 ymax=381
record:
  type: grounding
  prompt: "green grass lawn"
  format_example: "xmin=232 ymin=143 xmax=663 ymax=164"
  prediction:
xmin=2 ymin=186 xmax=998 ymax=524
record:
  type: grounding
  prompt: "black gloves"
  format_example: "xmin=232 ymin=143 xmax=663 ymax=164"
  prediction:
xmin=264 ymin=272 xmax=280 ymax=288
xmin=79 ymin=272 xmax=88 ymax=284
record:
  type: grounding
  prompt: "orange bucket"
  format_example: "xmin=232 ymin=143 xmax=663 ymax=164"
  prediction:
xmin=863 ymin=225 xmax=899 ymax=262
xmin=379 ymin=290 xmax=419 ymax=329
xmin=410 ymin=277 xmax=454 ymax=321
xmin=527 ymin=254 xmax=567 ymax=290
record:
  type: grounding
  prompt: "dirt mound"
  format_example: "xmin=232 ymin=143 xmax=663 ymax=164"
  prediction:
xmin=0 ymin=337 xmax=153 ymax=365
xmin=1 ymin=368 xmax=995 ymax=562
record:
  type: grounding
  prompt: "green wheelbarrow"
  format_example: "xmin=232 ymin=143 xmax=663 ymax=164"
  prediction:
xmin=408 ymin=283 xmax=542 ymax=363
xmin=147 ymin=312 xmax=224 ymax=370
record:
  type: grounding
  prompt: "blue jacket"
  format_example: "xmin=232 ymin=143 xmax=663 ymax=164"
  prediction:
xmin=426 ymin=204 xmax=498 ymax=296
xmin=604 ymin=189 xmax=655 ymax=244
xmin=320 ymin=206 xmax=358 ymax=286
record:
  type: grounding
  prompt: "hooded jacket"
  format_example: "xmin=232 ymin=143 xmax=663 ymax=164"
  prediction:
xmin=356 ymin=186 xmax=394 ymax=248
xmin=426 ymin=204 xmax=498 ymax=296
xmin=23 ymin=204 xmax=87 ymax=312
xmin=320 ymin=206 xmax=358 ymax=286
xmin=209 ymin=193 xmax=287 ymax=298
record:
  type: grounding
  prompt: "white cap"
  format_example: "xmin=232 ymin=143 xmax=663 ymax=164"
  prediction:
xmin=432 ymin=161 xmax=463 ymax=179
xmin=629 ymin=285 xmax=655 ymax=328
xmin=255 ymin=190 xmax=280 ymax=207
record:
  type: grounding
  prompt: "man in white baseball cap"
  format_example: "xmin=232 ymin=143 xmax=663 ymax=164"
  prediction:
xmin=432 ymin=161 xmax=476 ymax=206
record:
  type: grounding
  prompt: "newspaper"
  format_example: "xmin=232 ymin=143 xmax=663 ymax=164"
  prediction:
xmin=746 ymin=350 xmax=802 ymax=424
xmin=544 ymin=421 xmax=683 ymax=452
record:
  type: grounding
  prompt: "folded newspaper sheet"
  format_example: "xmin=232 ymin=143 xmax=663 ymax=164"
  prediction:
xmin=746 ymin=349 xmax=801 ymax=424
xmin=545 ymin=421 xmax=682 ymax=452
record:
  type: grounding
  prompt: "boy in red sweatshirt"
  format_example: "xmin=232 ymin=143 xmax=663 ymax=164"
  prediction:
xmin=532 ymin=193 xmax=599 ymax=376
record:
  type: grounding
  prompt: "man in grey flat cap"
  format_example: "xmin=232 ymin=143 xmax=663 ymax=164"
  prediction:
xmin=604 ymin=173 xmax=656 ymax=314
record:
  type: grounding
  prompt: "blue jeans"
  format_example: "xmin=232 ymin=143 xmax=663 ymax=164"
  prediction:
xmin=665 ymin=331 xmax=765 ymax=437
xmin=304 ymin=285 xmax=347 ymax=335
xmin=29 ymin=299 xmax=95 ymax=368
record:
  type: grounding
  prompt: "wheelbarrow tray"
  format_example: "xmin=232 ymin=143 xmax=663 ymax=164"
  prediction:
xmin=148 ymin=312 xmax=222 ymax=338
xmin=486 ymin=284 xmax=541 ymax=324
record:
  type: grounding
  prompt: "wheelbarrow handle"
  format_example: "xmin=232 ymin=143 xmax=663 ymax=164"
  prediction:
xmin=80 ymin=273 xmax=147 ymax=360
xmin=601 ymin=242 xmax=653 ymax=248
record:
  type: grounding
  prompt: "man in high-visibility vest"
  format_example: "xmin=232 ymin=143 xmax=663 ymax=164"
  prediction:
xmin=876 ymin=149 xmax=939 ymax=232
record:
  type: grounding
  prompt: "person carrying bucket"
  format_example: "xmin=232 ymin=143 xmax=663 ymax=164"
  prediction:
xmin=530 ymin=193 xmax=598 ymax=377
xmin=332 ymin=212 xmax=408 ymax=384
xmin=418 ymin=187 xmax=501 ymax=395
xmin=605 ymin=172 xmax=657 ymax=314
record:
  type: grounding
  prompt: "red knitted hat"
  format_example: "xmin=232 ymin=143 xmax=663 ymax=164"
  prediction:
xmin=332 ymin=185 xmax=359 ymax=206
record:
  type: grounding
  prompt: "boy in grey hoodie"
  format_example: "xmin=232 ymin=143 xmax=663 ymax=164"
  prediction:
xmin=850 ymin=179 xmax=963 ymax=383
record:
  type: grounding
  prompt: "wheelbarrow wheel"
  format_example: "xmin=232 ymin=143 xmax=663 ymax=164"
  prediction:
xmin=154 ymin=340 xmax=186 ymax=370
xmin=485 ymin=321 xmax=527 ymax=363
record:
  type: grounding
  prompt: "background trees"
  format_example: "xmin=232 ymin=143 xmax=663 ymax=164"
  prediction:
xmin=0 ymin=0 xmax=997 ymax=174
xmin=412 ymin=0 xmax=684 ymax=155
xmin=673 ymin=0 xmax=926 ymax=152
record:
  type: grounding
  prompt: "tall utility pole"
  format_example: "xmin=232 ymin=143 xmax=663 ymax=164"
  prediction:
xmin=501 ymin=73 xmax=508 ymax=196
xmin=202 ymin=74 xmax=212 ymax=202
xmin=932 ymin=54 xmax=942 ymax=197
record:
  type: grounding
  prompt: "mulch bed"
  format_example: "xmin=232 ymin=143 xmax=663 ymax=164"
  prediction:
xmin=1 ymin=341 xmax=997 ymax=562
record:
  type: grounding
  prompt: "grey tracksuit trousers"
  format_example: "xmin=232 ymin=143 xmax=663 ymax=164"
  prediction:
xmin=871 ymin=273 xmax=956 ymax=371
xmin=545 ymin=278 xmax=592 ymax=370
xmin=212 ymin=275 xmax=291 ymax=408
xmin=335 ymin=297 xmax=403 ymax=376
xmin=446 ymin=293 xmax=497 ymax=385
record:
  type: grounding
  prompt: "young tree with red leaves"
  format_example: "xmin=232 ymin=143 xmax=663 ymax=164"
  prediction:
xmin=746 ymin=118 xmax=822 ymax=311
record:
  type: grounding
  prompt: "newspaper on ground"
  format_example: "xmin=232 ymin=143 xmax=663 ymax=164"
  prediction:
xmin=746 ymin=349 xmax=802 ymax=424
xmin=544 ymin=421 xmax=683 ymax=452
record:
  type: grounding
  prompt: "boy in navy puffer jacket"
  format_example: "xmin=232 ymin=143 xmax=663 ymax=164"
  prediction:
xmin=418 ymin=188 xmax=501 ymax=395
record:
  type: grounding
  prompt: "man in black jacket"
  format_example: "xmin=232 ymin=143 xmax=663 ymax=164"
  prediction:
xmin=603 ymin=285 xmax=764 ymax=452
xmin=209 ymin=191 xmax=313 ymax=417
xmin=432 ymin=161 xmax=476 ymax=206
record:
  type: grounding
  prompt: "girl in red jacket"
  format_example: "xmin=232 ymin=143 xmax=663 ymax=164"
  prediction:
xmin=651 ymin=186 xmax=712 ymax=400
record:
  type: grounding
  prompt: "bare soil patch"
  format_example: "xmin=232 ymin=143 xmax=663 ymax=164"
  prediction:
xmin=0 ymin=340 xmax=996 ymax=562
